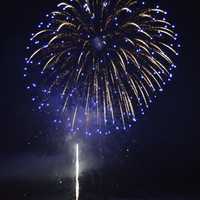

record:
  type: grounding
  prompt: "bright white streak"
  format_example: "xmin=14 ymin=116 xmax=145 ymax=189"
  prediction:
xmin=75 ymin=144 xmax=79 ymax=200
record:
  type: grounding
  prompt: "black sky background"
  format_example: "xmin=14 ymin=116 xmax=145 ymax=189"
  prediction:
xmin=0 ymin=0 xmax=200 ymax=199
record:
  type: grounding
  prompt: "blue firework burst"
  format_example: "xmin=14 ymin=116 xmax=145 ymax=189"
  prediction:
xmin=25 ymin=0 xmax=180 ymax=136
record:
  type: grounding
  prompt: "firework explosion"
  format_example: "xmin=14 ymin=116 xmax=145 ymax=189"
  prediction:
xmin=25 ymin=0 xmax=180 ymax=135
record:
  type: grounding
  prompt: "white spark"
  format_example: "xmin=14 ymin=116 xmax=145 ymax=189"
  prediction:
xmin=75 ymin=144 xmax=79 ymax=200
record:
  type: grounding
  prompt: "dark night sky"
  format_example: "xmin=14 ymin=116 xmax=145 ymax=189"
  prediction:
xmin=0 ymin=0 xmax=200 ymax=199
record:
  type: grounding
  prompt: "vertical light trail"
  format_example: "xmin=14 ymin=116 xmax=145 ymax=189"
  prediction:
xmin=75 ymin=144 xmax=79 ymax=200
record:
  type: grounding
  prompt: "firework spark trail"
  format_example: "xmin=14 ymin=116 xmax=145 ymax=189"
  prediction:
xmin=75 ymin=144 xmax=79 ymax=200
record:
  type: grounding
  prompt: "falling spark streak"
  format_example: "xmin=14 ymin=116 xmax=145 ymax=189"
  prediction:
xmin=75 ymin=144 xmax=79 ymax=200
